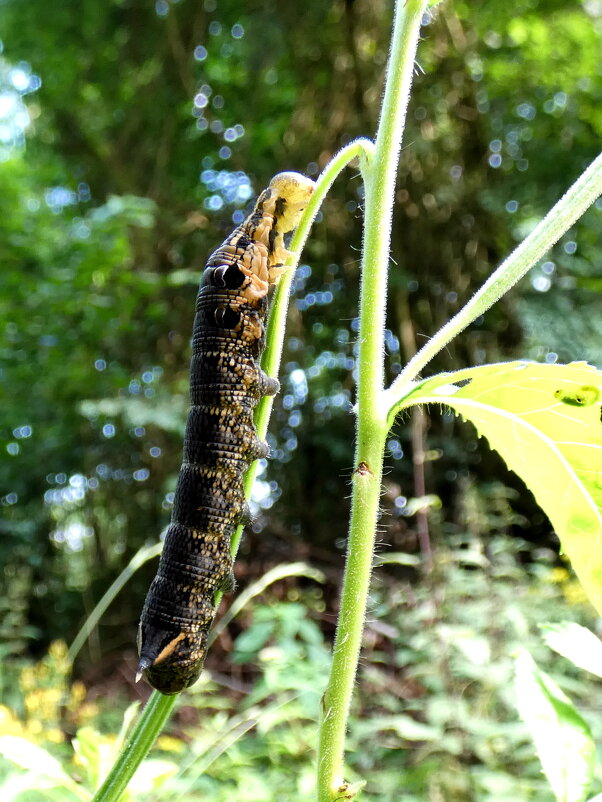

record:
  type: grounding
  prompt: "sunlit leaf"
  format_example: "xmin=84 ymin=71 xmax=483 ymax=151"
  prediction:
xmin=394 ymin=361 xmax=602 ymax=612
xmin=78 ymin=396 xmax=186 ymax=434
xmin=0 ymin=736 xmax=88 ymax=800
xmin=127 ymin=758 xmax=178 ymax=793
xmin=540 ymin=622 xmax=602 ymax=678
xmin=515 ymin=649 xmax=594 ymax=802
xmin=0 ymin=772 xmax=82 ymax=801
xmin=0 ymin=735 xmax=68 ymax=779
xmin=72 ymin=726 xmax=117 ymax=792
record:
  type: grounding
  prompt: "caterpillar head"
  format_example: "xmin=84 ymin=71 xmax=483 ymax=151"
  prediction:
xmin=267 ymin=172 xmax=316 ymax=234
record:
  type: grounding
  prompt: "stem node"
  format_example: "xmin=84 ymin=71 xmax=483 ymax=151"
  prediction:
xmin=353 ymin=461 xmax=373 ymax=477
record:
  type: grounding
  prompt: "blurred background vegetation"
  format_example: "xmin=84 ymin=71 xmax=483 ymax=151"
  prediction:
xmin=0 ymin=0 xmax=601 ymax=799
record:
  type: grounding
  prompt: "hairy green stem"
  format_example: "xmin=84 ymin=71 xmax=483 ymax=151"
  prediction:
xmin=230 ymin=137 xmax=375 ymax=560
xmin=384 ymin=149 xmax=602 ymax=419
xmin=317 ymin=2 xmax=428 ymax=799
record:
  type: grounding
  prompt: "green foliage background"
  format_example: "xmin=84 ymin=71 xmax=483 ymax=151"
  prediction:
xmin=0 ymin=0 xmax=601 ymax=798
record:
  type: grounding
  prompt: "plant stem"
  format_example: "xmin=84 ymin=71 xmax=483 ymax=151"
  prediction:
xmin=258 ymin=137 xmax=375 ymax=440
xmin=317 ymin=2 xmax=428 ymax=799
xmin=384 ymin=149 xmax=602 ymax=417
xmin=317 ymin=439 xmax=386 ymax=800
xmin=230 ymin=137 xmax=375 ymax=561
xmin=91 ymin=691 xmax=176 ymax=802
xmin=69 ymin=542 xmax=162 ymax=663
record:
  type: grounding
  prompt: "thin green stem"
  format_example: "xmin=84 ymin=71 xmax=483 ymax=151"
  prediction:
xmin=263 ymin=138 xmax=375 ymax=383
xmin=317 ymin=2 xmax=428 ymax=800
xmin=91 ymin=692 xmax=176 ymax=802
xmin=230 ymin=137 xmax=375 ymax=560
xmin=69 ymin=542 xmax=162 ymax=663
xmin=384 ymin=150 xmax=602 ymax=418
xmin=359 ymin=0 xmax=428 ymax=416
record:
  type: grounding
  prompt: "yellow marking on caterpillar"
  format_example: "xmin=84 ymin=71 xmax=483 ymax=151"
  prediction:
xmin=152 ymin=632 xmax=186 ymax=666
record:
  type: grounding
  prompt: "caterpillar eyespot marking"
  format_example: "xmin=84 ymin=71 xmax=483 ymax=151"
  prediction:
xmin=137 ymin=171 xmax=316 ymax=695
xmin=211 ymin=264 xmax=246 ymax=290
xmin=214 ymin=306 xmax=241 ymax=329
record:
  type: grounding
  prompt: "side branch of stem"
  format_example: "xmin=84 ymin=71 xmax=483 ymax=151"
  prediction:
xmin=385 ymin=150 xmax=602 ymax=416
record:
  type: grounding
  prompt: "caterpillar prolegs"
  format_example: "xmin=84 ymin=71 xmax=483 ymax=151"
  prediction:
xmin=137 ymin=172 xmax=316 ymax=695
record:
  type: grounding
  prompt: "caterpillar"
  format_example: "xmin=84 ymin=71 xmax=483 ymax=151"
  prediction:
xmin=137 ymin=172 xmax=316 ymax=695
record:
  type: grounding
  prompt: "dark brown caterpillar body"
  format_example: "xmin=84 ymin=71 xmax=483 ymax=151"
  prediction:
xmin=137 ymin=172 xmax=315 ymax=694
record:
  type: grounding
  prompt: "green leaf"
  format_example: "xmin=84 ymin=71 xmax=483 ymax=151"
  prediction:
xmin=540 ymin=622 xmax=602 ymax=678
xmin=231 ymin=620 xmax=275 ymax=662
xmin=0 ymin=735 xmax=70 ymax=781
xmin=78 ymin=396 xmax=186 ymax=435
xmin=0 ymin=736 xmax=88 ymax=800
xmin=69 ymin=547 xmax=162 ymax=662
xmin=395 ymin=361 xmax=602 ymax=613
xmin=127 ymin=758 xmax=178 ymax=794
xmin=515 ymin=649 xmax=595 ymax=802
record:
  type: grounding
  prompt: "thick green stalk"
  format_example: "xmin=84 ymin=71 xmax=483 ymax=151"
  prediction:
xmin=317 ymin=438 xmax=386 ymax=801
xmin=91 ymin=691 xmax=176 ymax=802
xmin=384 ymin=149 xmax=602 ymax=416
xmin=317 ymin=2 xmax=428 ymax=799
